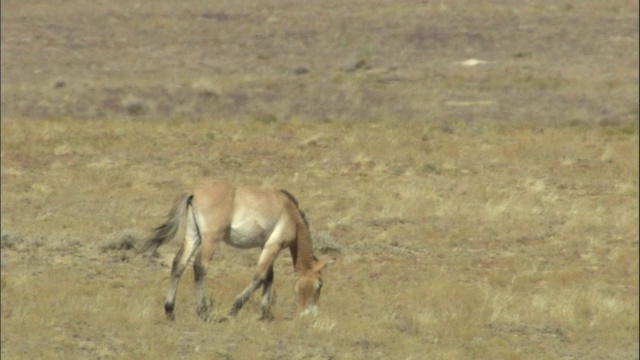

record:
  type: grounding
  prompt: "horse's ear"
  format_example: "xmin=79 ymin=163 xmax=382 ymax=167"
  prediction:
xmin=313 ymin=255 xmax=335 ymax=272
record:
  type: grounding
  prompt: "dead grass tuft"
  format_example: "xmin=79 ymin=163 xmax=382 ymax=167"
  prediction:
xmin=101 ymin=230 xmax=146 ymax=252
xmin=312 ymin=231 xmax=342 ymax=256
xmin=100 ymin=230 xmax=148 ymax=262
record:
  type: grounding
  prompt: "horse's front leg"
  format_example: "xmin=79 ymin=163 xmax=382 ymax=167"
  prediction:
xmin=228 ymin=244 xmax=281 ymax=318
xmin=228 ymin=274 xmax=264 ymax=318
xmin=259 ymin=266 xmax=275 ymax=321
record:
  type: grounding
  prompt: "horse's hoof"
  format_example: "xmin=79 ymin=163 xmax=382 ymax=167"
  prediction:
xmin=197 ymin=311 xmax=213 ymax=322
xmin=216 ymin=313 xmax=236 ymax=323
xmin=259 ymin=312 xmax=274 ymax=322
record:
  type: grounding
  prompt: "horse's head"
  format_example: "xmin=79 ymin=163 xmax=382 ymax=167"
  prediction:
xmin=294 ymin=255 xmax=334 ymax=316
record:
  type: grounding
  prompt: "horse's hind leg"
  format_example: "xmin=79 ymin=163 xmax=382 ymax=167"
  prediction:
xmin=259 ymin=265 xmax=275 ymax=321
xmin=193 ymin=230 xmax=222 ymax=321
xmin=164 ymin=221 xmax=200 ymax=321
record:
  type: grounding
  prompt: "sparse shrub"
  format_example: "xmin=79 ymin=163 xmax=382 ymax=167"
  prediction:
xmin=219 ymin=154 xmax=243 ymax=168
xmin=101 ymin=230 xmax=146 ymax=253
xmin=0 ymin=231 xmax=19 ymax=250
xmin=52 ymin=78 xmax=66 ymax=89
xmin=367 ymin=216 xmax=407 ymax=229
xmin=101 ymin=230 xmax=148 ymax=263
xmin=122 ymin=96 xmax=148 ymax=116
xmin=191 ymin=78 xmax=221 ymax=97
xmin=1 ymin=232 xmax=46 ymax=250
xmin=343 ymin=58 xmax=369 ymax=72
xmin=254 ymin=113 xmax=278 ymax=124
xmin=421 ymin=162 xmax=440 ymax=174
xmin=293 ymin=66 xmax=309 ymax=75
xmin=312 ymin=231 xmax=341 ymax=255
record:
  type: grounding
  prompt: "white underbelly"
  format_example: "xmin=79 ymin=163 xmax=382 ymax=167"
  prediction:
xmin=227 ymin=226 xmax=269 ymax=249
xmin=225 ymin=206 xmax=286 ymax=249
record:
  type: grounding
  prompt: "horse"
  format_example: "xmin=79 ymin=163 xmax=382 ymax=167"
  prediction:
xmin=140 ymin=181 xmax=334 ymax=321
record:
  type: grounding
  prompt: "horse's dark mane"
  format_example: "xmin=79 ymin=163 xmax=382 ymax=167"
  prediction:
xmin=280 ymin=189 xmax=299 ymax=206
xmin=280 ymin=189 xmax=310 ymax=230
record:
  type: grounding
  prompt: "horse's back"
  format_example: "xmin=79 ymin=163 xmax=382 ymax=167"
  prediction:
xmin=191 ymin=181 xmax=237 ymax=223
xmin=192 ymin=181 xmax=287 ymax=212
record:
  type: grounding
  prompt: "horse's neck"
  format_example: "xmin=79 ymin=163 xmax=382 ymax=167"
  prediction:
xmin=290 ymin=215 xmax=315 ymax=273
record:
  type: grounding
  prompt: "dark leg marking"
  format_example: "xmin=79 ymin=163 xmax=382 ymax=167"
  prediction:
xmin=260 ymin=266 xmax=275 ymax=321
xmin=229 ymin=274 xmax=265 ymax=317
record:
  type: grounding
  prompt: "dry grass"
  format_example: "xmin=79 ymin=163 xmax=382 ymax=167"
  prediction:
xmin=1 ymin=119 xmax=638 ymax=359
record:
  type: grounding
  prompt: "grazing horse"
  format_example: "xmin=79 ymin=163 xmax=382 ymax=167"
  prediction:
xmin=141 ymin=181 xmax=333 ymax=321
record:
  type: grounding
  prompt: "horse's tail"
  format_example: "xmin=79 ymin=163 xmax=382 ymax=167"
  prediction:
xmin=140 ymin=193 xmax=192 ymax=254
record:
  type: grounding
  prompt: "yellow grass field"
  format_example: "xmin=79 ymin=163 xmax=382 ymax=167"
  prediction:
xmin=1 ymin=0 xmax=638 ymax=359
xmin=1 ymin=119 xmax=638 ymax=359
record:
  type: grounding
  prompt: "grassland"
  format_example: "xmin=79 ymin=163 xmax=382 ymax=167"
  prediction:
xmin=1 ymin=119 xmax=638 ymax=359
xmin=1 ymin=0 xmax=639 ymax=359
